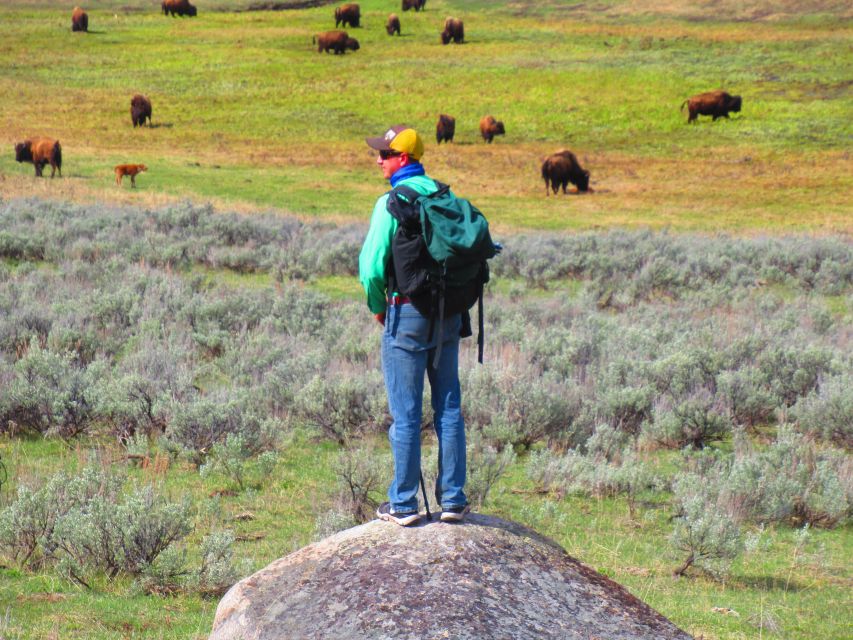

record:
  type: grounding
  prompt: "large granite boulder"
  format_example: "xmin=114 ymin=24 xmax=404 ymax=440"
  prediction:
xmin=210 ymin=513 xmax=692 ymax=640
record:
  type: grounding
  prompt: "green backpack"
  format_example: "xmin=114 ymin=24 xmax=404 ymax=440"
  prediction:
xmin=386 ymin=180 xmax=499 ymax=364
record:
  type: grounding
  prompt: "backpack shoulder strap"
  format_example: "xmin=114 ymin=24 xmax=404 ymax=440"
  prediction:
xmin=386 ymin=184 xmax=422 ymax=225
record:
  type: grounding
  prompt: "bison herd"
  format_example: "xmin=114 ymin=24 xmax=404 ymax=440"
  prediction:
xmin=17 ymin=2 xmax=745 ymax=198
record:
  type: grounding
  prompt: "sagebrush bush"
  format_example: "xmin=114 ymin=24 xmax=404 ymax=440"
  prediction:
xmin=465 ymin=432 xmax=517 ymax=509
xmin=790 ymin=374 xmax=853 ymax=448
xmin=331 ymin=443 xmax=390 ymax=523
xmin=293 ymin=370 xmax=385 ymax=445
xmin=724 ymin=427 xmax=851 ymax=527
xmin=670 ymin=463 xmax=742 ymax=578
xmin=647 ymin=388 xmax=732 ymax=449
xmin=165 ymin=389 xmax=278 ymax=465
xmin=0 ymin=466 xmax=193 ymax=587
xmin=199 ymin=434 xmax=278 ymax=491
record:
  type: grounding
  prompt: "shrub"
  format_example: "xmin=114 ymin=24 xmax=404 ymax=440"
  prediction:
xmin=199 ymin=434 xmax=278 ymax=492
xmin=2 ymin=339 xmax=96 ymax=439
xmin=462 ymin=358 xmax=578 ymax=449
xmin=670 ymin=463 xmax=742 ymax=578
xmin=293 ymin=370 xmax=385 ymax=445
xmin=165 ymin=390 xmax=277 ymax=466
xmin=465 ymin=432 xmax=517 ymax=509
xmin=646 ymin=388 xmax=732 ymax=449
xmin=724 ymin=427 xmax=851 ymax=527
xmin=790 ymin=374 xmax=853 ymax=448
xmin=716 ymin=367 xmax=778 ymax=428
xmin=331 ymin=443 xmax=390 ymax=523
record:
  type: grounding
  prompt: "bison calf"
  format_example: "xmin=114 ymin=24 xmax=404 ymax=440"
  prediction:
xmin=479 ymin=115 xmax=505 ymax=143
xmin=71 ymin=7 xmax=88 ymax=32
xmin=130 ymin=94 xmax=152 ymax=128
xmin=541 ymin=149 xmax=590 ymax=195
xmin=386 ymin=13 xmax=401 ymax=36
xmin=15 ymin=138 xmax=62 ymax=178
xmin=115 ymin=164 xmax=147 ymax=188
xmin=335 ymin=3 xmax=360 ymax=28
xmin=436 ymin=114 xmax=455 ymax=144
xmin=402 ymin=0 xmax=425 ymax=11
xmin=162 ymin=0 xmax=197 ymax=17
xmin=314 ymin=30 xmax=360 ymax=54
xmin=441 ymin=17 xmax=464 ymax=44
xmin=681 ymin=90 xmax=742 ymax=124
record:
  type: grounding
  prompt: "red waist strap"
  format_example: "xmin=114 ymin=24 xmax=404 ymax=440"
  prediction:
xmin=388 ymin=295 xmax=411 ymax=306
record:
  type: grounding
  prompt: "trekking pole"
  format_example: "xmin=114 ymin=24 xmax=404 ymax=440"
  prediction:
xmin=419 ymin=471 xmax=432 ymax=521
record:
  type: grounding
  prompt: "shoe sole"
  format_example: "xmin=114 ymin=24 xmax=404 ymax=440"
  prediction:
xmin=378 ymin=511 xmax=421 ymax=527
xmin=440 ymin=506 xmax=471 ymax=523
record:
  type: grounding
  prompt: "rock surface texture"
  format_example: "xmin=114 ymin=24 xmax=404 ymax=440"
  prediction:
xmin=210 ymin=513 xmax=693 ymax=640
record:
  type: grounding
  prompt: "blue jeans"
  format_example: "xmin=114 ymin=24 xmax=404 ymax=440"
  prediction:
xmin=382 ymin=303 xmax=467 ymax=513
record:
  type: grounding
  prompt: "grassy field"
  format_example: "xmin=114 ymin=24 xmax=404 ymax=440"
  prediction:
xmin=2 ymin=433 xmax=851 ymax=640
xmin=0 ymin=0 xmax=851 ymax=232
xmin=0 ymin=1 xmax=851 ymax=639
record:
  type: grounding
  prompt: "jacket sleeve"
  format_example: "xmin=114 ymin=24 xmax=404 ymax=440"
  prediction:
xmin=359 ymin=193 xmax=396 ymax=314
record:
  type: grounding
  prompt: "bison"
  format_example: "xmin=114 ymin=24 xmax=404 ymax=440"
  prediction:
xmin=71 ymin=7 xmax=88 ymax=32
xmin=436 ymin=114 xmax=455 ymax=144
xmin=541 ymin=149 xmax=590 ymax=195
xmin=479 ymin=115 xmax=505 ymax=143
xmin=402 ymin=0 xmax=425 ymax=11
xmin=335 ymin=3 xmax=360 ymax=28
xmin=115 ymin=164 xmax=148 ymax=188
xmin=162 ymin=0 xmax=197 ymax=17
xmin=314 ymin=30 xmax=360 ymax=54
xmin=386 ymin=13 xmax=401 ymax=36
xmin=681 ymin=90 xmax=742 ymax=124
xmin=130 ymin=94 xmax=152 ymax=128
xmin=441 ymin=17 xmax=464 ymax=44
xmin=15 ymin=138 xmax=62 ymax=178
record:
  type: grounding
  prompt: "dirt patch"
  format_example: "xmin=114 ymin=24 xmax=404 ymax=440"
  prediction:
xmin=244 ymin=0 xmax=336 ymax=11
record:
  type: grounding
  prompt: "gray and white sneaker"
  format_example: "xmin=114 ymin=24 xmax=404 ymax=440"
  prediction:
xmin=377 ymin=502 xmax=421 ymax=527
xmin=440 ymin=504 xmax=471 ymax=523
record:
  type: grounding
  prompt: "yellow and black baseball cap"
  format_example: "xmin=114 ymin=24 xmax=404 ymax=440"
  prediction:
xmin=366 ymin=124 xmax=424 ymax=160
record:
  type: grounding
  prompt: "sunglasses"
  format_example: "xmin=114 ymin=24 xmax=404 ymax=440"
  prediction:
xmin=379 ymin=150 xmax=402 ymax=160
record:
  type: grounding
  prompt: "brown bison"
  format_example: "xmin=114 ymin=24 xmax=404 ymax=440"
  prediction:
xmin=402 ymin=0 xmax=425 ymax=11
xmin=479 ymin=115 xmax=505 ymax=143
xmin=441 ymin=17 xmax=464 ymax=45
xmin=681 ymin=90 xmax=742 ymax=124
xmin=162 ymin=0 xmax=197 ymax=17
xmin=386 ymin=13 xmax=401 ymax=36
xmin=15 ymin=138 xmax=62 ymax=178
xmin=130 ymin=94 xmax=152 ymax=128
xmin=335 ymin=3 xmax=360 ymax=28
xmin=541 ymin=149 xmax=590 ymax=195
xmin=71 ymin=7 xmax=88 ymax=32
xmin=115 ymin=164 xmax=148 ymax=188
xmin=436 ymin=114 xmax=455 ymax=144
xmin=313 ymin=30 xmax=360 ymax=54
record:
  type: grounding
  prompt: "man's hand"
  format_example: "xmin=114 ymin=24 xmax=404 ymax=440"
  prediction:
xmin=375 ymin=312 xmax=386 ymax=326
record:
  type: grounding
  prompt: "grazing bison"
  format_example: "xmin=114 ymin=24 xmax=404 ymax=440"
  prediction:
xmin=335 ymin=3 xmax=360 ymax=28
xmin=71 ymin=7 xmax=88 ymax=32
xmin=681 ymin=90 xmax=742 ymax=124
xmin=541 ymin=149 xmax=590 ymax=195
xmin=313 ymin=30 xmax=360 ymax=54
xmin=162 ymin=0 xmax=197 ymax=17
xmin=402 ymin=0 xmax=425 ymax=11
xmin=479 ymin=115 xmax=505 ymax=143
xmin=14 ymin=138 xmax=62 ymax=178
xmin=386 ymin=13 xmax=401 ymax=36
xmin=441 ymin=17 xmax=464 ymax=44
xmin=130 ymin=94 xmax=152 ymax=128
xmin=436 ymin=114 xmax=455 ymax=144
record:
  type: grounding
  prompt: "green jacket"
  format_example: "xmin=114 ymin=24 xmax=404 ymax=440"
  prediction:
xmin=359 ymin=175 xmax=441 ymax=314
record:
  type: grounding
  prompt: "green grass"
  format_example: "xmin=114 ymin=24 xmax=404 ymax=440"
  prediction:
xmin=1 ymin=1 xmax=851 ymax=231
xmin=1 ymin=433 xmax=851 ymax=640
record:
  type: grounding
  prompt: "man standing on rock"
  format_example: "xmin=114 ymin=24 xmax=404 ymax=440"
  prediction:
xmin=359 ymin=124 xmax=470 ymax=526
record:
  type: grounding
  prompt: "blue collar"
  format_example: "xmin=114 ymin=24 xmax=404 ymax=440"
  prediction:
xmin=389 ymin=162 xmax=425 ymax=187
